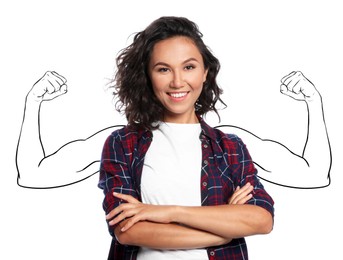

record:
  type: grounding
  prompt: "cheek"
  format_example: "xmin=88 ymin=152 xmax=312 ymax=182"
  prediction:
xmin=151 ymin=83 xmax=165 ymax=97
xmin=150 ymin=75 xmax=167 ymax=91
xmin=151 ymin=80 xmax=166 ymax=101
xmin=191 ymin=73 xmax=206 ymax=91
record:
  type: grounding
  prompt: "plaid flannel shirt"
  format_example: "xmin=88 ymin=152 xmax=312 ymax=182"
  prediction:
xmin=98 ymin=118 xmax=274 ymax=259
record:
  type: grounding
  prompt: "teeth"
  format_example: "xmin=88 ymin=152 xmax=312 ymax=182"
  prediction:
xmin=170 ymin=92 xmax=187 ymax=98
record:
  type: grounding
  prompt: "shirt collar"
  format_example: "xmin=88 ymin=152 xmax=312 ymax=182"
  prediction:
xmin=198 ymin=116 xmax=218 ymax=142
xmin=138 ymin=115 xmax=218 ymax=142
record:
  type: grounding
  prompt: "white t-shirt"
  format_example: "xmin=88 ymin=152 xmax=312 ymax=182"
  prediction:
xmin=138 ymin=122 xmax=208 ymax=260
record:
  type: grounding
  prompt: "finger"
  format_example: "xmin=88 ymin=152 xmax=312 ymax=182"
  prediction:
xmin=236 ymin=183 xmax=252 ymax=195
xmin=230 ymin=183 xmax=253 ymax=204
xmin=50 ymin=71 xmax=67 ymax=84
xmin=108 ymin=212 xmax=126 ymax=226
xmin=280 ymin=84 xmax=288 ymax=94
xmin=280 ymin=71 xmax=296 ymax=84
xmin=107 ymin=204 xmax=138 ymax=225
xmin=120 ymin=216 xmax=140 ymax=232
xmin=281 ymin=71 xmax=298 ymax=87
xmin=282 ymin=71 xmax=303 ymax=92
xmin=230 ymin=185 xmax=246 ymax=202
xmin=111 ymin=205 xmax=145 ymax=229
xmin=106 ymin=201 xmax=135 ymax=219
xmin=43 ymin=78 xmax=62 ymax=94
xmin=43 ymin=71 xmax=66 ymax=90
xmin=60 ymin=84 xmax=68 ymax=94
xmin=106 ymin=194 xmax=140 ymax=221
xmin=234 ymin=187 xmax=253 ymax=203
xmin=43 ymin=84 xmax=68 ymax=100
xmin=106 ymin=204 xmax=124 ymax=221
xmin=113 ymin=192 xmax=140 ymax=204
xmin=287 ymin=79 xmax=302 ymax=94
xmin=44 ymin=71 xmax=66 ymax=87
xmin=45 ymin=72 xmax=67 ymax=94
xmin=108 ymin=208 xmax=137 ymax=227
xmin=236 ymin=193 xmax=253 ymax=204
xmin=280 ymin=84 xmax=302 ymax=100
xmin=235 ymin=186 xmax=253 ymax=201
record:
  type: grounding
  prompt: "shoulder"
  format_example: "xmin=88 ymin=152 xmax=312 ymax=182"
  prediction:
xmin=104 ymin=125 xmax=152 ymax=149
xmin=207 ymin=126 xmax=252 ymax=163
xmin=200 ymin=118 xmax=243 ymax=144
xmin=207 ymin=125 xmax=245 ymax=147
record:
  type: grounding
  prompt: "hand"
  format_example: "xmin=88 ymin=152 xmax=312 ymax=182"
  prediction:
xmin=28 ymin=71 xmax=67 ymax=103
xmin=229 ymin=183 xmax=253 ymax=204
xmin=106 ymin=192 xmax=175 ymax=232
xmin=280 ymin=71 xmax=320 ymax=102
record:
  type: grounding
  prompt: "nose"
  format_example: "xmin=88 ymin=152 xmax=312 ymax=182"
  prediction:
xmin=170 ymin=70 xmax=184 ymax=89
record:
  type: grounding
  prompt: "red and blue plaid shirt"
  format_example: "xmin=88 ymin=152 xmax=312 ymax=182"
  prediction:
xmin=98 ymin=118 xmax=274 ymax=259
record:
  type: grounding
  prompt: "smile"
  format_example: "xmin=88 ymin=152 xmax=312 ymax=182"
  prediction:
xmin=168 ymin=92 xmax=189 ymax=99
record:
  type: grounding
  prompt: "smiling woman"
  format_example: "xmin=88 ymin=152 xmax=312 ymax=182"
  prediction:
xmin=98 ymin=16 xmax=274 ymax=260
xmin=148 ymin=36 xmax=208 ymax=123
xmin=112 ymin=16 xmax=224 ymax=131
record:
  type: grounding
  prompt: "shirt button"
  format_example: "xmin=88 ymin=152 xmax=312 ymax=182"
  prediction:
xmin=203 ymin=160 xmax=209 ymax=165
xmin=210 ymin=251 xmax=215 ymax=256
xmin=202 ymin=182 xmax=207 ymax=187
xmin=203 ymin=144 xmax=208 ymax=148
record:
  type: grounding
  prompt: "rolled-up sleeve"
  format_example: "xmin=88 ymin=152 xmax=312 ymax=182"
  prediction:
xmin=233 ymin=136 xmax=274 ymax=217
xmin=98 ymin=131 xmax=138 ymax=236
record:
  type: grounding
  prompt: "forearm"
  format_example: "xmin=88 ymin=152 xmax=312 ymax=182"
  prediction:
xmin=115 ymin=220 xmax=231 ymax=249
xmin=173 ymin=204 xmax=273 ymax=239
xmin=16 ymin=96 xmax=44 ymax=184
xmin=303 ymin=95 xmax=331 ymax=184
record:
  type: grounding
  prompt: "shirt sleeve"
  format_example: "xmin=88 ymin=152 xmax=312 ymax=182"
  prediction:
xmin=231 ymin=135 xmax=275 ymax=217
xmin=98 ymin=131 xmax=139 ymax=236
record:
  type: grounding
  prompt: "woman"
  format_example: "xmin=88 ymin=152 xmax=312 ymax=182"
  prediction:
xmin=99 ymin=16 xmax=274 ymax=259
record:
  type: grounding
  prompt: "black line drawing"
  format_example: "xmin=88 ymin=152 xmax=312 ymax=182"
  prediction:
xmin=16 ymin=71 xmax=331 ymax=189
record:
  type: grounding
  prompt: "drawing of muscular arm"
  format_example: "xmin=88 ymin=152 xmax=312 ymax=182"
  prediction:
xmin=16 ymin=71 xmax=331 ymax=189
xmin=217 ymin=71 xmax=331 ymax=188
xmin=16 ymin=71 xmax=121 ymax=188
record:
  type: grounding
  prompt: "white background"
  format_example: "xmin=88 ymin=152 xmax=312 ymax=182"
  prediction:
xmin=1 ymin=0 xmax=342 ymax=259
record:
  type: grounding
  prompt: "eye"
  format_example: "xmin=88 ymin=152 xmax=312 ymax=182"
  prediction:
xmin=157 ymin=67 xmax=169 ymax=73
xmin=184 ymin=64 xmax=195 ymax=70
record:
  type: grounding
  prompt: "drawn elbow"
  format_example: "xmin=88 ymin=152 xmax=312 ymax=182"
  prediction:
xmin=317 ymin=172 xmax=331 ymax=188
xmin=304 ymin=169 xmax=331 ymax=188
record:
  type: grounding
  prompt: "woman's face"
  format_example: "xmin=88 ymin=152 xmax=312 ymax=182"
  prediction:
xmin=148 ymin=36 xmax=208 ymax=124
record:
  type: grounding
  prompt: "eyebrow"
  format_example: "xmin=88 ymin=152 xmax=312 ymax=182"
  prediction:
xmin=151 ymin=57 xmax=201 ymax=68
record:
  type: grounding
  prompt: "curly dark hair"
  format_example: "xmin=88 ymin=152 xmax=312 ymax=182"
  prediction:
xmin=113 ymin=16 xmax=225 ymax=130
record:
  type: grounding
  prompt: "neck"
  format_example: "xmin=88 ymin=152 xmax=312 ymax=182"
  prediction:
xmin=163 ymin=111 xmax=199 ymax=124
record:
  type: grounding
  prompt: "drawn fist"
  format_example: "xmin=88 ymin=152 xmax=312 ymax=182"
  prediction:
xmin=28 ymin=71 xmax=67 ymax=102
xmin=280 ymin=71 xmax=320 ymax=102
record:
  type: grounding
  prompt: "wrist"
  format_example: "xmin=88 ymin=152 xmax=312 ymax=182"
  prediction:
xmin=26 ymin=92 xmax=43 ymax=104
xmin=171 ymin=205 xmax=183 ymax=223
xmin=305 ymin=91 xmax=322 ymax=103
